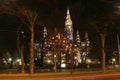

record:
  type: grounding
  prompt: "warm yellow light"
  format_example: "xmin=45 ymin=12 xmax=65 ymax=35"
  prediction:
xmin=74 ymin=56 xmax=77 ymax=59
xmin=112 ymin=58 xmax=116 ymax=62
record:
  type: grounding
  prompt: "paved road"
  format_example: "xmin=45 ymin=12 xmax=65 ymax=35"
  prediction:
xmin=32 ymin=72 xmax=120 ymax=80
xmin=0 ymin=71 xmax=120 ymax=80
xmin=1 ymin=76 xmax=119 ymax=80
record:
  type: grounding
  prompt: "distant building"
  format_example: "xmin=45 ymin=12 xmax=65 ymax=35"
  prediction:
xmin=34 ymin=8 xmax=91 ymax=69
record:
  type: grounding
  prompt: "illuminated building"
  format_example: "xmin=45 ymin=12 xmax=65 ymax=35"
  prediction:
xmin=65 ymin=8 xmax=73 ymax=41
xmin=34 ymin=8 xmax=91 ymax=69
xmin=75 ymin=30 xmax=81 ymax=63
xmin=34 ymin=43 xmax=41 ymax=60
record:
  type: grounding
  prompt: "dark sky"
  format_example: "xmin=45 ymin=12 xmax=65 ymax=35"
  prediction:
xmin=0 ymin=0 xmax=119 ymax=28
xmin=0 ymin=0 xmax=120 ymax=57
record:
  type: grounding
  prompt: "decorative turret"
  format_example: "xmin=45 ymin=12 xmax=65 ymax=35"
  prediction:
xmin=65 ymin=8 xmax=73 ymax=41
xmin=85 ymin=32 xmax=90 ymax=48
xmin=76 ymin=30 xmax=81 ymax=44
xmin=85 ymin=32 xmax=89 ymax=41
xmin=43 ymin=27 xmax=47 ymax=38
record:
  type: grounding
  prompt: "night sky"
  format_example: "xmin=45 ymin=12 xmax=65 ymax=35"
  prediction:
xmin=0 ymin=0 xmax=120 ymax=59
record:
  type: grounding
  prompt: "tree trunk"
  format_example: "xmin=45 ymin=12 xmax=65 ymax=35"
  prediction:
xmin=54 ymin=55 xmax=57 ymax=72
xmin=101 ymin=33 xmax=106 ymax=72
xmin=30 ymin=24 xmax=34 ymax=74
xmin=17 ymin=31 xmax=25 ymax=74
xmin=21 ymin=47 xmax=25 ymax=73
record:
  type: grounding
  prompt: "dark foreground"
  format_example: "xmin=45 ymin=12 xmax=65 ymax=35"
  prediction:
xmin=0 ymin=70 xmax=120 ymax=80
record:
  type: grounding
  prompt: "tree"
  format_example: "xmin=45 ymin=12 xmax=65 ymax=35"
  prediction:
xmin=28 ymin=11 xmax=38 ymax=74
xmin=23 ymin=9 xmax=38 ymax=74
xmin=100 ymin=25 xmax=107 ymax=72
xmin=88 ymin=3 xmax=120 ymax=70
xmin=17 ymin=29 xmax=25 ymax=73
xmin=90 ymin=18 xmax=109 ymax=72
xmin=0 ymin=0 xmax=38 ymax=74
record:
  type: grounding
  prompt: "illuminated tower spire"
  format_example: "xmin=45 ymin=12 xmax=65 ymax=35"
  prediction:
xmin=84 ymin=32 xmax=90 ymax=52
xmin=85 ymin=32 xmax=89 ymax=41
xmin=65 ymin=8 xmax=72 ymax=25
xmin=43 ymin=26 xmax=47 ymax=38
xmin=65 ymin=8 xmax=73 ymax=41
xmin=76 ymin=30 xmax=81 ymax=45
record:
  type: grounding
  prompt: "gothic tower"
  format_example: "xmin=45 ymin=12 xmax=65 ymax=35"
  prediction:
xmin=65 ymin=8 xmax=73 ymax=41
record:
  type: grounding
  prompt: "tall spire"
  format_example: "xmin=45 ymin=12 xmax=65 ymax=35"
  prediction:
xmin=85 ymin=32 xmax=89 ymax=41
xmin=55 ymin=27 xmax=57 ymax=34
xmin=65 ymin=8 xmax=73 ymax=41
xmin=85 ymin=32 xmax=90 ymax=47
xmin=65 ymin=8 xmax=72 ymax=26
xmin=43 ymin=26 xmax=47 ymax=38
